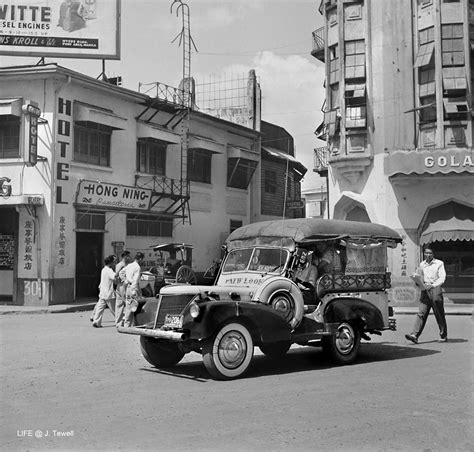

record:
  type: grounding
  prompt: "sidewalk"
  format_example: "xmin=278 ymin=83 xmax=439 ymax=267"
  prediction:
xmin=0 ymin=300 xmax=472 ymax=316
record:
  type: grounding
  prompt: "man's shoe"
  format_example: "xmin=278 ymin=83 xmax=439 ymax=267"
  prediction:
xmin=439 ymin=337 xmax=447 ymax=342
xmin=405 ymin=333 xmax=418 ymax=344
xmin=92 ymin=323 xmax=102 ymax=328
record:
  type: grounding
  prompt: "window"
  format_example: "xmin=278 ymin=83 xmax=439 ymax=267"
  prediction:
xmin=324 ymin=109 xmax=340 ymax=137
xmin=0 ymin=117 xmax=20 ymax=158
xmin=137 ymin=138 xmax=167 ymax=175
xmin=345 ymin=82 xmax=366 ymax=106
xmin=330 ymin=83 xmax=340 ymax=109
xmin=74 ymin=122 xmax=111 ymax=166
xmin=442 ymin=67 xmax=467 ymax=90
xmin=329 ymin=45 xmax=339 ymax=84
xmin=443 ymin=97 xmax=470 ymax=116
xmin=345 ymin=106 xmax=366 ymax=128
xmin=345 ymin=40 xmax=365 ymax=79
xmin=344 ymin=3 xmax=362 ymax=21
xmin=230 ymin=219 xmax=243 ymax=233
xmin=264 ymin=170 xmax=277 ymax=194
xmin=76 ymin=211 xmax=105 ymax=230
xmin=441 ymin=24 xmax=464 ymax=66
xmin=415 ymin=42 xmax=434 ymax=68
xmin=126 ymin=214 xmax=173 ymax=237
xmin=419 ymin=96 xmax=437 ymax=123
xmin=188 ymin=149 xmax=212 ymax=183
xmin=419 ymin=68 xmax=436 ymax=97
xmin=227 ymin=158 xmax=258 ymax=189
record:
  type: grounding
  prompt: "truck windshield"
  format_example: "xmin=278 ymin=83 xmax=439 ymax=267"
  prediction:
xmin=222 ymin=248 xmax=289 ymax=273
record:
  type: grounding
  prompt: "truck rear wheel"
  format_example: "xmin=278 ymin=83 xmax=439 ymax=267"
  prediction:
xmin=322 ymin=322 xmax=360 ymax=365
xmin=203 ymin=322 xmax=254 ymax=380
xmin=140 ymin=336 xmax=185 ymax=368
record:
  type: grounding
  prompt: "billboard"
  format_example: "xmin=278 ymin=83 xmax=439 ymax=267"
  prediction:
xmin=0 ymin=0 xmax=120 ymax=59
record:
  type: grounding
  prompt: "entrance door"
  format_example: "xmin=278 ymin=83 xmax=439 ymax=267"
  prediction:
xmin=76 ymin=232 xmax=103 ymax=298
xmin=0 ymin=207 xmax=18 ymax=302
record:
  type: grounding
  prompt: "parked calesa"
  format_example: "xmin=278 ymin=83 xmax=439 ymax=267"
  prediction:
xmin=118 ymin=219 xmax=402 ymax=380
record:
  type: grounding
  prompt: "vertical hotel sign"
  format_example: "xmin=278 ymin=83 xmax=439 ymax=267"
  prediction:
xmin=0 ymin=0 xmax=120 ymax=59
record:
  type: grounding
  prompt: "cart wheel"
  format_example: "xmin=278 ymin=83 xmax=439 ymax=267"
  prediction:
xmin=322 ymin=322 xmax=360 ymax=365
xmin=176 ymin=265 xmax=197 ymax=284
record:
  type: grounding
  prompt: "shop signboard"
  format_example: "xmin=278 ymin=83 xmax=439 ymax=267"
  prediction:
xmin=22 ymin=102 xmax=41 ymax=166
xmin=76 ymin=180 xmax=152 ymax=211
xmin=0 ymin=0 xmax=121 ymax=59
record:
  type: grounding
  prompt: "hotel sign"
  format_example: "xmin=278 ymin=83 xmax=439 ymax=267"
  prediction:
xmin=76 ymin=180 xmax=151 ymax=211
xmin=0 ymin=0 xmax=121 ymax=59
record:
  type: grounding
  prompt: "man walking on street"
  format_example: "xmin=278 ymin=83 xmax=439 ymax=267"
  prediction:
xmin=405 ymin=247 xmax=447 ymax=344
xmin=92 ymin=255 xmax=117 ymax=328
xmin=121 ymin=252 xmax=144 ymax=327
xmin=114 ymin=251 xmax=131 ymax=327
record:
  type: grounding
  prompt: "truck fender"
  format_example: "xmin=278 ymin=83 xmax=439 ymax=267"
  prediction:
xmin=323 ymin=297 xmax=384 ymax=330
xmin=252 ymin=276 xmax=304 ymax=330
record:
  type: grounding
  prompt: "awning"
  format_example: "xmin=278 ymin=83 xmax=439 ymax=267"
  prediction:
xmin=261 ymin=146 xmax=307 ymax=176
xmin=227 ymin=145 xmax=259 ymax=162
xmin=0 ymin=98 xmax=22 ymax=116
xmin=137 ymin=122 xmax=180 ymax=144
xmin=188 ymin=134 xmax=224 ymax=154
xmin=74 ymin=102 xmax=127 ymax=130
xmin=420 ymin=202 xmax=474 ymax=245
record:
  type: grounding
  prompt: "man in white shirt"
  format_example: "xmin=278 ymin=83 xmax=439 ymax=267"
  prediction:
xmin=114 ymin=251 xmax=131 ymax=327
xmin=405 ymin=247 xmax=447 ymax=344
xmin=122 ymin=252 xmax=144 ymax=327
xmin=92 ymin=255 xmax=117 ymax=328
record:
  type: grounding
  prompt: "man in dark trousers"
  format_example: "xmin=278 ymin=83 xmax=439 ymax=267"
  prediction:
xmin=405 ymin=247 xmax=447 ymax=344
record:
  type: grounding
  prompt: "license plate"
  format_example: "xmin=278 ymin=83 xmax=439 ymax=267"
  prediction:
xmin=164 ymin=314 xmax=183 ymax=328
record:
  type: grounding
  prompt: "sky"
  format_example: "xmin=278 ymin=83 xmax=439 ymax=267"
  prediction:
xmin=1 ymin=0 xmax=326 ymax=190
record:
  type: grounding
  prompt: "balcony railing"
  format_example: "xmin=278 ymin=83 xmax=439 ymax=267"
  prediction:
xmin=138 ymin=82 xmax=185 ymax=106
xmin=311 ymin=27 xmax=325 ymax=61
xmin=135 ymin=174 xmax=190 ymax=200
xmin=314 ymin=146 xmax=329 ymax=176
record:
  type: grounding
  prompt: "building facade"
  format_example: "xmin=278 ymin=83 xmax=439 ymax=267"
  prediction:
xmin=311 ymin=0 xmax=473 ymax=302
xmin=0 ymin=64 xmax=306 ymax=305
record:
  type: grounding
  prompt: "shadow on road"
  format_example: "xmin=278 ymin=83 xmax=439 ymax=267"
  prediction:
xmin=137 ymin=341 xmax=443 ymax=381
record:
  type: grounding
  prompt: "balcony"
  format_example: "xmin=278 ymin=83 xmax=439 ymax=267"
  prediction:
xmin=311 ymin=27 xmax=325 ymax=62
xmin=138 ymin=81 xmax=185 ymax=107
xmin=314 ymin=146 xmax=329 ymax=176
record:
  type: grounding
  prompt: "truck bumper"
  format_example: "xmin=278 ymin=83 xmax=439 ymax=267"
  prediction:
xmin=117 ymin=326 xmax=185 ymax=341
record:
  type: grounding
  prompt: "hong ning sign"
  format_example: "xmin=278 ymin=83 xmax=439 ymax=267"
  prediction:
xmin=76 ymin=180 xmax=152 ymax=211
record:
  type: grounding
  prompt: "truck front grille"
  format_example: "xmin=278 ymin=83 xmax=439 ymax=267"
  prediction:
xmin=155 ymin=294 xmax=195 ymax=327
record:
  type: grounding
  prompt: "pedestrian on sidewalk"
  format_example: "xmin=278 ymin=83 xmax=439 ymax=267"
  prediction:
xmin=121 ymin=252 xmax=144 ymax=327
xmin=92 ymin=255 xmax=117 ymax=328
xmin=114 ymin=250 xmax=131 ymax=327
xmin=405 ymin=247 xmax=447 ymax=344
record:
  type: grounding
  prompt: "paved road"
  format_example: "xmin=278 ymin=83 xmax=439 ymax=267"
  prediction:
xmin=1 ymin=311 xmax=473 ymax=451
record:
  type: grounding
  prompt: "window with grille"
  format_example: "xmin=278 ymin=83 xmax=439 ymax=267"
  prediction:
xmin=74 ymin=122 xmax=112 ymax=167
xmin=76 ymin=211 xmax=105 ymax=230
xmin=345 ymin=82 xmax=366 ymax=106
xmin=415 ymin=27 xmax=435 ymax=68
xmin=136 ymin=138 xmax=167 ymax=175
xmin=227 ymin=158 xmax=258 ymax=189
xmin=0 ymin=117 xmax=20 ymax=158
xmin=126 ymin=214 xmax=173 ymax=237
xmin=345 ymin=106 xmax=366 ymax=128
xmin=188 ymin=149 xmax=212 ymax=183
xmin=264 ymin=170 xmax=277 ymax=194
xmin=441 ymin=24 xmax=464 ymax=66
xmin=442 ymin=67 xmax=467 ymax=91
xmin=345 ymin=40 xmax=365 ymax=79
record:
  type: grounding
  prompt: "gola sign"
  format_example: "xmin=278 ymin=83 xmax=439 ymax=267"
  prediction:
xmin=424 ymin=154 xmax=473 ymax=169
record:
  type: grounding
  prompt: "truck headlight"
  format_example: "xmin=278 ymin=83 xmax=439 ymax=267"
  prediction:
xmin=189 ymin=302 xmax=200 ymax=319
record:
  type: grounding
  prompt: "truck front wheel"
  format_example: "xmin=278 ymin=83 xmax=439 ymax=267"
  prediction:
xmin=203 ymin=322 xmax=254 ymax=380
xmin=322 ymin=322 xmax=360 ymax=365
xmin=140 ymin=336 xmax=185 ymax=368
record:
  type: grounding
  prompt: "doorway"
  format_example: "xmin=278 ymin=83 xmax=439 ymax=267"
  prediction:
xmin=0 ymin=207 xmax=18 ymax=302
xmin=76 ymin=232 xmax=103 ymax=298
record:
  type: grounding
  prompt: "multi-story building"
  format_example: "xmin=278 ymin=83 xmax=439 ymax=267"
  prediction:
xmin=0 ymin=64 xmax=306 ymax=305
xmin=311 ymin=0 xmax=473 ymax=302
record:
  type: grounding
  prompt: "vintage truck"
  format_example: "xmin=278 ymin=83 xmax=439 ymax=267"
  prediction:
xmin=118 ymin=218 xmax=402 ymax=380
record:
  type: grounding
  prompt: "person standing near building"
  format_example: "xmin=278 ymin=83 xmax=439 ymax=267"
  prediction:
xmin=405 ymin=247 xmax=447 ymax=344
xmin=92 ymin=255 xmax=117 ymax=328
xmin=114 ymin=250 xmax=131 ymax=327
xmin=122 ymin=252 xmax=144 ymax=327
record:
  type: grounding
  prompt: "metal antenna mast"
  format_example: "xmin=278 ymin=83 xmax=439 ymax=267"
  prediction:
xmin=171 ymin=0 xmax=198 ymax=224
